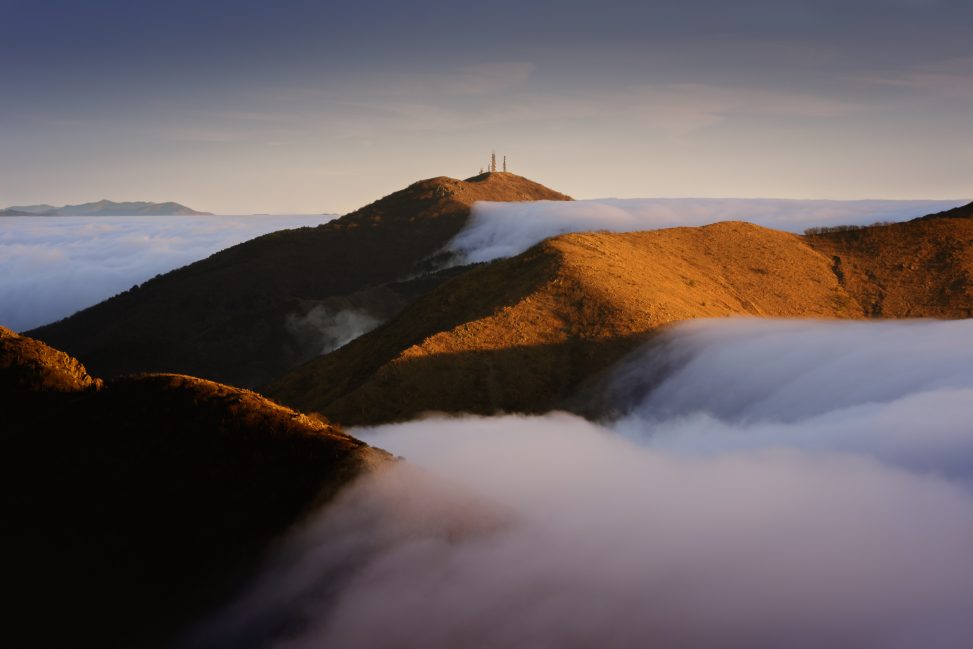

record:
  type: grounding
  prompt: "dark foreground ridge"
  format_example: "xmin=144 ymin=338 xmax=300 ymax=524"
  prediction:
xmin=29 ymin=172 xmax=570 ymax=387
xmin=0 ymin=325 xmax=391 ymax=647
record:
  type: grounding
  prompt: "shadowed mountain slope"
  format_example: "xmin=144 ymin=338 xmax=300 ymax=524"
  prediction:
xmin=27 ymin=172 xmax=570 ymax=387
xmin=805 ymin=201 xmax=973 ymax=318
xmin=0 ymin=326 xmax=390 ymax=647
xmin=268 ymin=222 xmax=864 ymax=425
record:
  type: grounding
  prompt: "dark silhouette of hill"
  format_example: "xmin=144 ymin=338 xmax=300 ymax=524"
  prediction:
xmin=913 ymin=199 xmax=973 ymax=221
xmin=804 ymin=201 xmax=973 ymax=318
xmin=28 ymin=172 xmax=571 ymax=387
xmin=268 ymin=222 xmax=866 ymax=424
xmin=0 ymin=199 xmax=211 ymax=216
xmin=0 ymin=325 xmax=391 ymax=647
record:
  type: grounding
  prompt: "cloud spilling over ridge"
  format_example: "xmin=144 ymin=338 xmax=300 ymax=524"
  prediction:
xmin=446 ymin=198 xmax=962 ymax=263
xmin=610 ymin=319 xmax=973 ymax=483
xmin=190 ymin=318 xmax=973 ymax=649
xmin=284 ymin=306 xmax=381 ymax=355
xmin=0 ymin=214 xmax=334 ymax=331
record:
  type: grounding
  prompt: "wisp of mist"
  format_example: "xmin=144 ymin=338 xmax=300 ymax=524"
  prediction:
xmin=446 ymin=198 xmax=962 ymax=263
xmin=0 ymin=214 xmax=335 ymax=331
xmin=190 ymin=318 xmax=973 ymax=649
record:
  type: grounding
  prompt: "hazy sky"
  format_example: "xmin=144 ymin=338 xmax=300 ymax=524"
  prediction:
xmin=2 ymin=0 xmax=971 ymax=213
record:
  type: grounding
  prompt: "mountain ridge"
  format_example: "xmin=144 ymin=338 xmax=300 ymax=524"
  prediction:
xmin=1 ymin=199 xmax=211 ymax=216
xmin=27 ymin=172 xmax=571 ymax=387
xmin=267 ymin=221 xmax=865 ymax=423
xmin=268 ymin=201 xmax=973 ymax=425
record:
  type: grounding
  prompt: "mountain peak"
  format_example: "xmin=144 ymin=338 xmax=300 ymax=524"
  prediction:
xmin=27 ymin=172 xmax=572 ymax=387
xmin=336 ymin=173 xmax=570 ymax=230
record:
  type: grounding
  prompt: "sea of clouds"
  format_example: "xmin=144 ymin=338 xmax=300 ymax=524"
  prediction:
xmin=190 ymin=318 xmax=973 ymax=649
xmin=3 ymin=200 xmax=963 ymax=333
xmin=446 ymin=198 xmax=963 ymax=263
xmin=0 ymin=214 xmax=335 ymax=332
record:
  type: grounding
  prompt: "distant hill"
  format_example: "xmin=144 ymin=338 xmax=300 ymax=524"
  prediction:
xmin=0 ymin=199 xmax=211 ymax=216
xmin=1 ymin=203 xmax=58 ymax=215
xmin=28 ymin=172 xmax=570 ymax=387
xmin=0 ymin=324 xmax=390 ymax=646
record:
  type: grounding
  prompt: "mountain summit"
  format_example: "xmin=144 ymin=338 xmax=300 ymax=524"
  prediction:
xmin=28 ymin=172 xmax=571 ymax=386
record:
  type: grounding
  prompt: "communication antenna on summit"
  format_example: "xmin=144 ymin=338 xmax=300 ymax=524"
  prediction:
xmin=490 ymin=151 xmax=497 ymax=173
xmin=503 ymin=155 xmax=507 ymax=172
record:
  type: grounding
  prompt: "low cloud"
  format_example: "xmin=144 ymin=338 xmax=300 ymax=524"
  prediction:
xmin=0 ymin=214 xmax=334 ymax=332
xmin=285 ymin=306 xmax=381 ymax=355
xmin=191 ymin=318 xmax=973 ymax=649
xmin=612 ymin=318 xmax=973 ymax=482
xmin=445 ymin=197 xmax=962 ymax=263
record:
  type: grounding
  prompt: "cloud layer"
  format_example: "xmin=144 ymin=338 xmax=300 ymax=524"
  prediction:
xmin=446 ymin=198 xmax=962 ymax=263
xmin=0 ymin=215 xmax=334 ymax=332
xmin=191 ymin=318 xmax=973 ymax=649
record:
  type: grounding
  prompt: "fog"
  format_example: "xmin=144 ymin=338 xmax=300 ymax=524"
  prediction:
xmin=446 ymin=198 xmax=962 ymax=263
xmin=191 ymin=318 xmax=973 ymax=649
xmin=0 ymin=214 xmax=335 ymax=332
xmin=285 ymin=305 xmax=381 ymax=354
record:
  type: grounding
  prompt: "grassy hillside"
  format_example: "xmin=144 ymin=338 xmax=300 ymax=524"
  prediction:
xmin=269 ymin=222 xmax=864 ymax=424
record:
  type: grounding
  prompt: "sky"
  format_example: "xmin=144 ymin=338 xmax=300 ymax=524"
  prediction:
xmin=1 ymin=0 xmax=972 ymax=213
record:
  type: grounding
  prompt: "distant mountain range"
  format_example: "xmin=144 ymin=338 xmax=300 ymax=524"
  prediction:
xmin=0 ymin=199 xmax=211 ymax=216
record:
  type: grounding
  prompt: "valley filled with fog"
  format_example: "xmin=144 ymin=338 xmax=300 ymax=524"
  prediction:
xmin=190 ymin=318 xmax=973 ymax=649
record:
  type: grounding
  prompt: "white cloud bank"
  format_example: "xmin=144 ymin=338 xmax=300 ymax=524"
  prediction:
xmin=0 ymin=214 xmax=335 ymax=332
xmin=189 ymin=318 xmax=973 ymax=649
xmin=446 ymin=198 xmax=963 ymax=263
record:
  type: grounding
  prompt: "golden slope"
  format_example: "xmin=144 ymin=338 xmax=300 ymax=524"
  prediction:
xmin=269 ymin=221 xmax=862 ymax=424
xmin=804 ymin=209 xmax=973 ymax=318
